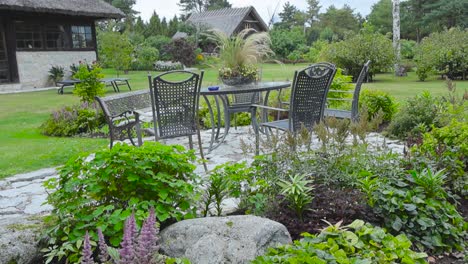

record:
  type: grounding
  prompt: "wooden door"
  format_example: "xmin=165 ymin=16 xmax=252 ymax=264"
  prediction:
xmin=0 ymin=23 xmax=10 ymax=83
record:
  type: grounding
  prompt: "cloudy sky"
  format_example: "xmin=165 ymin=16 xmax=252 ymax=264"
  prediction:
xmin=134 ymin=0 xmax=378 ymax=22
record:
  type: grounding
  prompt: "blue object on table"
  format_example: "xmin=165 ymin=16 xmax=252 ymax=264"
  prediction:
xmin=208 ymin=86 xmax=219 ymax=91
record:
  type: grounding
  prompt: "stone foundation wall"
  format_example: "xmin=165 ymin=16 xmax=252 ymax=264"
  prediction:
xmin=15 ymin=51 xmax=96 ymax=90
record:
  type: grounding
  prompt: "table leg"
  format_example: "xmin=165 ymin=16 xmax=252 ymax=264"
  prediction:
xmin=125 ymin=80 xmax=132 ymax=91
xmin=203 ymin=95 xmax=216 ymax=153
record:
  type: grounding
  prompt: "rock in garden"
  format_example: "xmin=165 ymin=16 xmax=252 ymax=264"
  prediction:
xmin=160 ymin=215 xmax=292 ymax=264
xmin=0 ymin=215 xmax=44 ymax=264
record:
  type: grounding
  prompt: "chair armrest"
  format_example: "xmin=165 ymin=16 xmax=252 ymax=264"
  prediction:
xmin=251 ymin=104 xmax=289 ymax=112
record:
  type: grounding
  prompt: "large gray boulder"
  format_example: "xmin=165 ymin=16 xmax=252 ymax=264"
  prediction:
xmin=160 ymin=215 xmax=292 ymax=264
xmin=0 ymin=216 xmax=44 ymax=264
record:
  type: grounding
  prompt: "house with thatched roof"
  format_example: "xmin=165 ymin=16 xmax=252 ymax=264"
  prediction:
xmin=173 ymin=6 xmax=268 ymax=45
xmin=0 ymin=0 xmax=124 ymax=92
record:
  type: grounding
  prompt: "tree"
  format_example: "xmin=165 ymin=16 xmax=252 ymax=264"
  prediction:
xmin=305 ymin=0 xmax=321 ymax=25
xmin=168 ymin=15 xmax=180 ymax=37
xmin=207 ymin=0 xmax=231 ymax=10
xmin=392 ymin=0 xmax=402 ymax=76
xmin=277 ymin=2 xmax=305 ymax=30
xmin=270 ymin=27 xmax=306 ymax=59
xmin=144 ymin=11 xmax=162 ymax=37
xmin=367 ymin=0 xmax=392 ymax=34
xmin=104 ymin=0 xmax=137 ymax=17
xmin=178 ymin=0 xmax=231 ymax=13
xmin=133 ymin=16 xmax=146 ymax=35
xmin=98 ymin=31 xmax=133 ymax=75
xmin=319 ymin=5 xmax=361 ymax=40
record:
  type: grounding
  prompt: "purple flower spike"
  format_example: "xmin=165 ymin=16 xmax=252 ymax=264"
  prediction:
xmin=97 ymin=228 xmax=109 ymax=263
xmin=81 ymin=231 xmax=94 ymax=264
xmin=119 ymin=216 xmax=136 ymax=263
xmin=136 ymin=207 xmax=160 ymax=264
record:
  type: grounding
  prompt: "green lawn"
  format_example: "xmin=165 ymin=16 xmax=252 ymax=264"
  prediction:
xmin=0 ymin=64 xmax=466 ymax=178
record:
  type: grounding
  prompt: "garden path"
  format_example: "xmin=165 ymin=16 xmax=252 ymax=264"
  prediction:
xmin=0 ymin=126 xmax=405 ymax=221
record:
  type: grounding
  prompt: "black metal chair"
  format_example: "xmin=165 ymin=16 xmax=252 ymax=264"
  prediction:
xmin=96 ymin=90 xmax=152 ymax=149
xmin=251 ymin=63 xmax=337 ymax=154
xmin=324 ymin=60 xmax=371 ymax=121
xmin=149 ymin=70 xmax=207 ymax=171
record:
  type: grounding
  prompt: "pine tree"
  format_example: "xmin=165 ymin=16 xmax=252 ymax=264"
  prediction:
xmin=145 ymin=11 xmax=162 ymax=37
xmin=207 ymin=0 xmax=231 ymax=10
xmin=306 ymin=0 xmax=321 ymax=25
xmin=168 ymin=16 xmax=180 ymax=37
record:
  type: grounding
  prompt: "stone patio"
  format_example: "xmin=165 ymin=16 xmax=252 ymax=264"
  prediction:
xmin=0 ymin=126 xmax=404 ymax=221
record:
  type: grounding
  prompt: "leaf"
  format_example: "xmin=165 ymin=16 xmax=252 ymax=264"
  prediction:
xmin=392 ymin=217 xmax=403 ymax=231
xmin=403 ymin=203 xmax=417 ymax=212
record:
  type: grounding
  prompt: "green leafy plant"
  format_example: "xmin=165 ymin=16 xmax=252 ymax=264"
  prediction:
xmin=364 ymin=168 xmax=467 ymax=253
xmin=40 ymin=102 xmax=105 ymax=137
xmin=387 ymin=91 xmax=441 ymax=139
xmin=359 ymin=89 xmax=398 ymax=122
xmin=408 ymin=119 xmax=468 ymax=197
xmin=277 ymin=174 xmax=314 ymax=220
xmin=48 ymin=65 xmax=64 ymax=85
xmin=132 ymin=45 xmax=159 ymax=70
xmin=253 ymin=219 xmax=428 ymax=263
xmin=43 ymin=142 xmax=200 ymax=263
xmin=210 ymin=28 xmax=273 ymax=81
xmin=73 ymin=63 xmax=105 ymax=103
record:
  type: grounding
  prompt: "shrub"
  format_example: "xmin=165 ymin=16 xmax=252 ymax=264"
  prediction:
xmin=363 ymin=168 xmax=467 ymax=253
xmin=132 ymin=45 xmax=159 ymax=70
xmin=48 ymin=65 xmax=64 ymax=85
xmin=320 ymin=31 xmax=394 ymax=81
xmin=253 ymin=220 xmax=428 ymax=263
xmin=40 ymin=102 xmax=104 ymax=137
xmin=304 ymin=40 xmax=328 ymax=62
xmin=401 ymin=39 xmax=417 ymax=60
xmin=144 ymin=35 xmax=172 ymax=60
xmin=43 ymin=142 xmax=200 ymax=262
xmin=73 ymin=63 xmax=105 ymax=103
xmin=415 ymin=28 xmax=468 ymax=81
xmin=359 ymin=89 xmax=398 ymax=122
xmin=408 ymin=119 xmax=468 ymax=197
xmin=163 ymin=38 xmax=197 ymax=67
xmin=387 ymin=91 xmax=440 ymax=139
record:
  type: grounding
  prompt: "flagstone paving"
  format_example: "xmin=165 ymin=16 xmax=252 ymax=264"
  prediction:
xmin=0 ymin=127 xmax=404 ymax=221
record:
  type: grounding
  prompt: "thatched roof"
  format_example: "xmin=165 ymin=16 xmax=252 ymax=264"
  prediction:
xmin=0 ymin=0 xmax=124 ymax=19
xmin=186 ymin=6 xmax=268 ymax=36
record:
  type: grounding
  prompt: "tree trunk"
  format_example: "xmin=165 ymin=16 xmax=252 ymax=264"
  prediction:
xmin=392 ymin=0 xmax=402 ymax=76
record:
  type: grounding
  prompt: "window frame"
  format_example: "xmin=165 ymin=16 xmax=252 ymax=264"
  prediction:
xmin=14 ymin=20 xmax=96 ymax=52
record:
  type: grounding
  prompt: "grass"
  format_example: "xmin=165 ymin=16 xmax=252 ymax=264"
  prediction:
xmin=0 ymin=63 xmax=466 ymax=179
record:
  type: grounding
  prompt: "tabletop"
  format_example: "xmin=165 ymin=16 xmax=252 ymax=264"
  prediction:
xmin=200 ymin=81 xmax=291 ymax=95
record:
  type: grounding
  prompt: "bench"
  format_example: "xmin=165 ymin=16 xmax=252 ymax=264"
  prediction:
xmin=95 ymin=90 xmax=153 ymax=148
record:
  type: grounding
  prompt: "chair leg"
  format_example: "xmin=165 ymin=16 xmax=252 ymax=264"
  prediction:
xmin=127 ymin=128 xmax=136 ymax=146
xmin=188 ymin=135 xmax=194 ymax=150
xmin=197 ymin=131 xmax=208 ymax=172
xmin=251 ymin=107 xmax=260 ymax=155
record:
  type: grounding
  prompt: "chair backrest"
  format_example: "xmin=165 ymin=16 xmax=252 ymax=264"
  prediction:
xmin=289 ymin=63 xmax=337 ymax=132
xmin=351 ymin=60 xmax=371 ymax=120
xmin=150 ymin=70 xmax=203 ymax=139
xmin=95 ymin=90 xmax=152 ymax=121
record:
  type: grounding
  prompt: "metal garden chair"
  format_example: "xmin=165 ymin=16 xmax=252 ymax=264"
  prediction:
xmin=324 ymin=60 xmax=371 ymax=121
xmin=148 ymin=70 xmax=207 ymax=171
xmin=251 ymin=63 xmax=337 ymax=154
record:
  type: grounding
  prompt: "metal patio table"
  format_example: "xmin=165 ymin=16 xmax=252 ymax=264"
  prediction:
xmin=200 ymin=81 xmax=291 ymax=152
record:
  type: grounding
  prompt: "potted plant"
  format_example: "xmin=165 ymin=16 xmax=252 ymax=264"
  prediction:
xmin=210 ymin=28 xmax=273 ymax=86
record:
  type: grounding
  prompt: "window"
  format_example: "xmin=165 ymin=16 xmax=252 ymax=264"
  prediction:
xmin=72 ymin=25 xmax=93 ymax=48
xmin=15 ymin=21 xmax=43 ymax=49
xmin=45 ymin=25 xmax=66 ymax=49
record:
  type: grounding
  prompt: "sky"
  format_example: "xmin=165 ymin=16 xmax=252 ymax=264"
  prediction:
xmin=134 ymin=0 xmax=379 ymax=22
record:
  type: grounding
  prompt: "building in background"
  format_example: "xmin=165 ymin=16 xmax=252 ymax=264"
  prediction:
xmin=0 ymin=0 xmax=123 ymax=92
